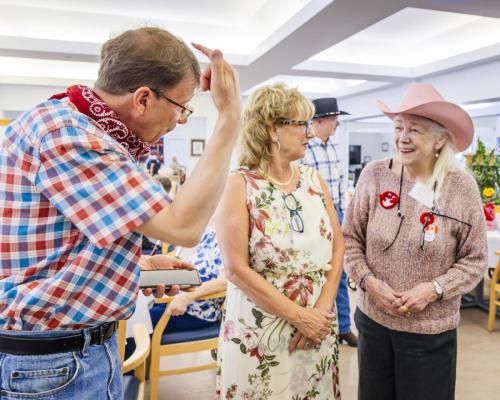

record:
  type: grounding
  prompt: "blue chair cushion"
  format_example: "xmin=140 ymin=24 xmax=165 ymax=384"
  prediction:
xmin=122 ymin=374 xmax=140 ymax=400
xmin=161 ymin=321 xmax=221 ymax=345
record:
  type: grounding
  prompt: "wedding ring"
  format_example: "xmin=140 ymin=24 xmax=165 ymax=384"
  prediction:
xmin=305 ymin=342 xmax=311 ymax=349
xmin=400 ymin=305 xmax=409 ymax=313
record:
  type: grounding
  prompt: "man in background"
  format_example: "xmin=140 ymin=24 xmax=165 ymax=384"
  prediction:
xmin=302 ymin=97 xmax=357 ymax=347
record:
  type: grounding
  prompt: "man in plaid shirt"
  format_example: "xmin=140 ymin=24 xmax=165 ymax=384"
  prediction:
xmin=0 ymin=27 xmax=241 ymax=399
xmin=302 ymin=97 xmax=357 ymax=347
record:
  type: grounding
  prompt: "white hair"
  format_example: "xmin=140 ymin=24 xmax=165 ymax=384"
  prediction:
xmin=420 ymin=117 xmax=462 ymax=199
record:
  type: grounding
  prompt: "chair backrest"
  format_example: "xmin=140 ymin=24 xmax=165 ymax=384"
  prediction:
xmin=118 ymin=320 xmax=151 ymax=400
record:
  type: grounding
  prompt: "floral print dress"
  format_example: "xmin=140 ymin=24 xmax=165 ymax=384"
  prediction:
xmin=216 ymin=165 xmax=341 ymax=400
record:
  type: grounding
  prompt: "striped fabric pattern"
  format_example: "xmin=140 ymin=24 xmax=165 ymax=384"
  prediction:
xmin=0 ymin=99 xmax=169 ymax=331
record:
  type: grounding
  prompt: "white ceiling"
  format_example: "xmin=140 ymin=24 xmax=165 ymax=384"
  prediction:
xmin=1 ymin=0 xmax=500 ymax=99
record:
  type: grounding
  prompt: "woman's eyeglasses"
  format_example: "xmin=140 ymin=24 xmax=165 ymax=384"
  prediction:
xmin=283 ymin=193 xmax=304 ymax=233
xmin=275 ymin=119 xmax=313 ymax=135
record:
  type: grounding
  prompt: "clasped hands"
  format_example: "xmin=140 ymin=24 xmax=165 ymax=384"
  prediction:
xmin=289 ymin=300 xmax=335 ymax=354
xmin=364 ymin=276 xmax=438 ymax=317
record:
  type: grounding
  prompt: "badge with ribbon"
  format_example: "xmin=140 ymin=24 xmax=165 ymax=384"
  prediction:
xmin=379 ymin=191 xmax=399 ymax=209
xmin=420 ymin=212 xmax=438 ymax=242
xmin=419 ymin=212 xmax=435 ymax=226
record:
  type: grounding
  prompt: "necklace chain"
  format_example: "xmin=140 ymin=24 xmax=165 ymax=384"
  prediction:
xmin=261 ymin=166 xmax=295 ymax=186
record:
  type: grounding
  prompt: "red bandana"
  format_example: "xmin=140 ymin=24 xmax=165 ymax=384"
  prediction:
xmin=50 ymin=85 xmax=150 ymax=160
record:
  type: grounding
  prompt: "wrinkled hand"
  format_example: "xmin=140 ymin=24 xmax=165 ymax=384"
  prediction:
xmin=289 ymin=332 xmax=312 ymax=353
xmin=289 ymin=295 xmax=335 ymax=352
xmin=291 ymin=308 xmax=333 ymax=345
xmin=392 ymin=282 xmax=437 ymax=315
xmin=139 ymin=255 xmax=194 ymax=298
xmin=365 ymin=276 xmax=403 ymax=317
xmin=191 ymin=43 xmax=241 ymax=116
xmin=167 ymin=292 xmax=192 ymax=316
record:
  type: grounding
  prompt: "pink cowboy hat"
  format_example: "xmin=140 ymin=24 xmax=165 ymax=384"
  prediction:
xmin=377 ymin=83 xmax=474 ymax=152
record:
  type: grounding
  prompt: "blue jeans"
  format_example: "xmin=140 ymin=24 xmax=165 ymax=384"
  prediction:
xmin=0 ymin=328 xmax=122 ymax=400
xmin=335 ymin=207 xmax=352 ymax=334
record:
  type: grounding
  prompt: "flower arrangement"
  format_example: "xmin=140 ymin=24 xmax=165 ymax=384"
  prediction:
xmin=467 ymin=138 xmax=500 ymax=225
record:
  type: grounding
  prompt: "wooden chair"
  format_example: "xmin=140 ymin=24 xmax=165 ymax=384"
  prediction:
xmin=487 ymin=250 xmax=500 ymax=332
xmin=148 ymin=291 xmax=226 ymax=400
xmin=118 ymin=320 xmax=151 ymax=400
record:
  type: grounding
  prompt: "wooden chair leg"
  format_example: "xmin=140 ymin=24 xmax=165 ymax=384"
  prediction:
xmin=488 ymin=261 xmax=500 ymax=332
xmin=145 ymin=352 xmax=151 ymax=380
xmin=488 ymin=289 xmax=497 ymax=332
xmin=149 ymin=350 xmax=160 ymax=400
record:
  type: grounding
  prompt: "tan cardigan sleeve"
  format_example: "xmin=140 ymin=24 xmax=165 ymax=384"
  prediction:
xmin=435 ymin=172 xmax=488 ymax=300
xmin=342 ymin=163 xmax=377 ymax=285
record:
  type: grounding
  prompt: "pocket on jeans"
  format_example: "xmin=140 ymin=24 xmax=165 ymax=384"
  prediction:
xmin=2 ymin=352 xmax=80 ymax=397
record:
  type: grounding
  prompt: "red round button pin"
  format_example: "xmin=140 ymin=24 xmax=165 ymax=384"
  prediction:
xmin=379 ymin=191 xmax=399 ymax=209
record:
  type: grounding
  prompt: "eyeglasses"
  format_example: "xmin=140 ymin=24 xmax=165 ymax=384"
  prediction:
xmin=283 ymin=193 xmax=304 ymax=233
xmin=275 ymin=119 xmax=313 ymax=134
xmin=150 ymin=88 xmax=194 ymax=121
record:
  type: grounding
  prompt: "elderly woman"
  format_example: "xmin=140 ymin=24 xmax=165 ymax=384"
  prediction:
xmin=343 ymin=83 xmax=487 ymax=400
xmin=214 ymin=83 xmax=344 ymax=399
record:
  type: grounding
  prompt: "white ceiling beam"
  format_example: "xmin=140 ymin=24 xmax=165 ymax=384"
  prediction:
xmin=411 ymin=0 xmax=500 ymax=18
xmin=291 ymin=61 xmax=411 ymax=82
xmin=239 ymin=0 xmax=410 ymax=91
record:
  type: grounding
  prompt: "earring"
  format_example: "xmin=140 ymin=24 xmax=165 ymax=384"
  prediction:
xmin=435 ymin=152 xmax=439 ymax=158
xmin=276 ymin=140 xmax=281 ymax=153
xmin=265 ymin=146 xmax=273 ymax=157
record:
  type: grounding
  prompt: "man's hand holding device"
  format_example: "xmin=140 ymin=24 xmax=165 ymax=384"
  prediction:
xmin=139 ymin=255 xmax=199 ymax=297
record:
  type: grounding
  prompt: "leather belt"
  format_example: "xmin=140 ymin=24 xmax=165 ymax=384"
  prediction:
xmin=0 ymin=321 xmax=117 ymax=355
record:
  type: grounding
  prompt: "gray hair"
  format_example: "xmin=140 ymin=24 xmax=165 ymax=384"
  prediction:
xmin=95 ymin=27 xmax=200 ymax=94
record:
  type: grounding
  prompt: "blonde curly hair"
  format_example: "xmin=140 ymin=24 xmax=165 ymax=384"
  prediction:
xmin=238 ymin=83 xmax=314 ymax=171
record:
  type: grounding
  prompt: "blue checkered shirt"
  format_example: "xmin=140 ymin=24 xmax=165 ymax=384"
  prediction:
xmin=301 ymin=137 xmax=346 ymax=212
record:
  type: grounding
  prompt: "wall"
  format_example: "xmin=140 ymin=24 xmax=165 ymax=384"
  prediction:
xmin=348 ymin=130 xmax=395 ymax=164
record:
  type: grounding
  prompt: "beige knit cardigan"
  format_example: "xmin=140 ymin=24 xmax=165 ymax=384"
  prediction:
xmin=343 ymin=160 xmax=488 ymax=334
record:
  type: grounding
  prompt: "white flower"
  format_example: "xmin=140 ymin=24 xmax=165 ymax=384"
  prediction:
xmin=240 ymin=327 xmax=259 ymax=349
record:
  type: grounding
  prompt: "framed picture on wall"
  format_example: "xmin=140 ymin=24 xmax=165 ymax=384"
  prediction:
xmin=496 ymin=137 xmax=500 ymax=153
xmin=381 ymin=142 xmax=389 ymax=152
xmin=190 ymin=139 xmax=205 ymax=156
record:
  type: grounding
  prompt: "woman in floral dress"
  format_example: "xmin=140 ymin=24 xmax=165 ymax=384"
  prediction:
xmin=214 ymin=83 xmax=344 ymax=399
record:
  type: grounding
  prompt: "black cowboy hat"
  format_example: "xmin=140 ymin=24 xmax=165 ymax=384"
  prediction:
xmin=312 ymin=97 xmax=350 ymax=118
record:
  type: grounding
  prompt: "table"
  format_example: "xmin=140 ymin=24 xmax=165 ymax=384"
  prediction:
xmin=461 ymin=229 xmax=500 ymax=315
xmin=487 ymin=230 xmax=500 ymax=277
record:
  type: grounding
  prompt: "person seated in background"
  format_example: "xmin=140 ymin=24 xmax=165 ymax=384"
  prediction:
xmin=153 ymin=174 xmax=172 ymax=195
xmin=146 ymin=151 xmax=162 ymax=175
xmin=142 ymin=175 xmax=173 ymax=253
xmin=150 ymin=227 xmax=226 ymax=332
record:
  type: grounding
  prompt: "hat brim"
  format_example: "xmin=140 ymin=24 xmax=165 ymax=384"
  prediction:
xmin=377 ymin=100 xmax=473 ymax=152
xmin=314 ymin=110 xmax=350 ymax=119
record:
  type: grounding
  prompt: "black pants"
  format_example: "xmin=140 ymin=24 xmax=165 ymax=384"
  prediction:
xmin=355 ymin=308 xmax=457 ymax=400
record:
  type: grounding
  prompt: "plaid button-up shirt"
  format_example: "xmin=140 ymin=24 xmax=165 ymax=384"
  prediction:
xmin=0 ymin=99 xmax=168 ymax=331
xmin=301 ymin=137 xmax=346 ymax=212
